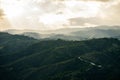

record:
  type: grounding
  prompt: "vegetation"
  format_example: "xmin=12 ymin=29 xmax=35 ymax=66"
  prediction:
xmin=0 ymin=32 xmax=120 ymax=80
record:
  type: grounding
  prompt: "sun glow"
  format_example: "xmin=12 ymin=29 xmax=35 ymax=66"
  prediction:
xmin=1 ymin=0 xmax=118 ymax=30
xmin=39 ymin=14 xmax=67 ymax=25
xmin=3 ymin=6 xmax=24 ymax=18
xmin=1 ymin=0 xmax=24 ymax=18
xmin=1 ymin=0 xmax=102 ymax=21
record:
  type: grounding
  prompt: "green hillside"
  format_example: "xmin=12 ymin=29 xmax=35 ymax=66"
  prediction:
xmin=0 ymin=32 xmax=120 ymax=80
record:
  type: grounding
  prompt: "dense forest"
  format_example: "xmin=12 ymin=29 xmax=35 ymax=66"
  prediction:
xmin=0 ymin=32 xmax=120 ymax=80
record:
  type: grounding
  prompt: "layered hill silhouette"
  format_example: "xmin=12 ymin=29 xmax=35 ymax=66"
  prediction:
xmin=5 ymin=26 xmax=120 ymax=40
xmin=0 ymin=32 xmax=120 ymax=80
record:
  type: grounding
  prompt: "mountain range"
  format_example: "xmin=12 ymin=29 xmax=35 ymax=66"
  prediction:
xmin=0 ymin=32 xmax=120 ymax=80
xmin=4 ymin=26 xmax=120 ymax=40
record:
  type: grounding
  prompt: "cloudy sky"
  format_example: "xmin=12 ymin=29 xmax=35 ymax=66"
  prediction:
xmin=0 ymin=0 xmax=120 ymax=31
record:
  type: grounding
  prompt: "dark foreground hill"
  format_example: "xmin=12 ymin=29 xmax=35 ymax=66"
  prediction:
xmin=0 ymin=32 xmax=120 ymax=80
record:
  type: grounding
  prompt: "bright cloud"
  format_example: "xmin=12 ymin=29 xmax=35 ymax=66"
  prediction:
xmin=1 ymin=0 xmax=120 ymax=30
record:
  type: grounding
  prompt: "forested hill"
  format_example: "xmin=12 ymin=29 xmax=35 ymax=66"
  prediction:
xmin=0 ymin=32 xmax=38 ymax=54
xmin=0 ymin=32 xmax=120 ymax=80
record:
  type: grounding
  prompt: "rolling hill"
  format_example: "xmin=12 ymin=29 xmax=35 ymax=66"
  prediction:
xmin=0 ymin=32 xmax=120 ymax=80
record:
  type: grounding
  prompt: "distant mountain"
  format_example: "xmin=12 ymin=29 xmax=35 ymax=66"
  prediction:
xmin=113 ymin=35 xmax=120 ymax=40
xmin=47 ymin=34 xmax=87 ymax=40
xmin=72 ymin=28 xmax=120 ymax=39
xmin=23 ymin=32 xmax=41 ymax=39
xmin=47 ymin=26 xmax=120 ymax=40
xmin=0 ymin=33 xmax=120 ymax=80
xmin=4 ymin=26 xmax=120 ymax=40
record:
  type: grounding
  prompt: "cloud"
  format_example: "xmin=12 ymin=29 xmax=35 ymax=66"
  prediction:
xmin=83 ymin=0 xmax=110 ymax=2
xmin=0 ymin=9 xmax=11 ymax=31
xmin=101 ymin=0 xmax=120 ymax=25
xmin=1 ymin=0 xmax=120 ymax=30
xmin=0 ymin=9 xmax=4 ymax=19
xmin=68 ymin=0 xmax=120 ymax=26
xmin=55 ymin=0 xmax=110 ymax=2
xmin=68 ymin=17 xmax=103 ymax=27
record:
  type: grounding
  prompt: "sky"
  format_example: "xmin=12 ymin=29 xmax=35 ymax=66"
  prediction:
xmin=0 ymin=0 xmax=120 ymax=31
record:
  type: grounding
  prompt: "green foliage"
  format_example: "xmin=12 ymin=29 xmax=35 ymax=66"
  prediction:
xmin=0 ymin=32 xmax=120 ymax=80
